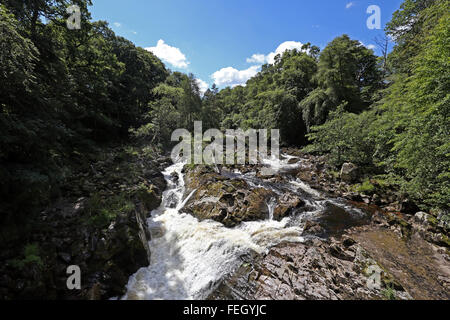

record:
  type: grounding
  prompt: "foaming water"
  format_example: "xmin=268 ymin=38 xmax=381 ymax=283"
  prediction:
xmin=260 ymin=154 xmax=302 ymax=174
xmin=289 ymin=179 xmax=323 ymax=198
xmin=266 ymin=198 xmax=277 ymax=220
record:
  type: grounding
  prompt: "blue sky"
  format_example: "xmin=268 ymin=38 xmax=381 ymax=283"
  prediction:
xmin=90 ymin=0 xmax=403 ymax=92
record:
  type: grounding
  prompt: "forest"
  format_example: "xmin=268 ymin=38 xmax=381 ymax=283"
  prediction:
xmin=2 ymin=0 xmax=447 ymax=226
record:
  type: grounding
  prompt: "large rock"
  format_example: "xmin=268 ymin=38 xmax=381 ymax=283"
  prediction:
xmin=137 ymin=184 xmax=162 ymax=212
xmin=184 ymin=183 xmax=277 ymax=227
xmin=209 ymin=240 xmax=409 ymax=300
xmin=273 ymin=194 xmax=305 ymax=220
xmin=414 ymin=212 xmax=429 ymax=224
xmin=340 ymin=163 xmax=360 ymax=183
xmin=183 ymin=166 xmax=305 ymax=227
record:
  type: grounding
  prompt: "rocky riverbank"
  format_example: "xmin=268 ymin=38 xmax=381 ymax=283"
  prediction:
xmin=209 ymin=222 xmax=449 ymax=300
xmin=0 ymin=145 xmax=168 ymax=300
xmin=181 ymin=149 xmax=449 ymax=300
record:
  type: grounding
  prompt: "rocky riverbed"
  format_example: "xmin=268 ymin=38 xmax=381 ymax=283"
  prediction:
xmin=180 ymin=149 xmax=450 ymax=300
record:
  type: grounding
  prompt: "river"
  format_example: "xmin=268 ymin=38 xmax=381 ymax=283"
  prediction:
xmin=123 ymin=155 xmax=368 ymax=300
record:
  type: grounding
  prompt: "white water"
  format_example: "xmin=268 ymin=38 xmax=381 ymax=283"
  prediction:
xmin=123 ymin=159 xmax=305 ymax=300
xmin=260 ymin=154 xmax=302 ymax=176
xmin=289 ymin=178 xmax=323 ymax=198
xmin=266 ymin=198 xmax=277 ymax=220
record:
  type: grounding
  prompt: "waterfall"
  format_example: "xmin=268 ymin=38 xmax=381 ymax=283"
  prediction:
xmin=266 ymin=198 xmax=277 ymax=220
xmin=123 ymin=155 xmax=369 ymax=300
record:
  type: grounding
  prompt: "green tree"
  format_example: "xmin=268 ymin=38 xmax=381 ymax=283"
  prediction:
xmin=300 ymin=35 xmax=381 ymax=130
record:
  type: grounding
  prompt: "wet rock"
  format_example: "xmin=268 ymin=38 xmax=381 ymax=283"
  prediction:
xmin=210 ymin=241 xmax=392 ymax=300
xmin=184 ymin=182 xmax=277 ymax=227
xmin=274 ymin=194 xmax=305 ymax=221
xmin=245 ymin=188 xmax=276 ymax=221
xmin=184 ymin=165 xmax=308 ymax=227
xmin=165 ymin=192 xmax=179 ymax=209
xmin=329 ymin=244 xmax=355 ymax=262
xmin=343 ymin=237 xmax=357 ymax=248
xmin=170 ymin=171 xmax=179 ymax=183
xmin=302 ymin=220 xmax=325 ymax=236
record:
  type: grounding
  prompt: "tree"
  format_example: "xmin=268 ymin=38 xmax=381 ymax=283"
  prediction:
xmin=3 ymin=0 xmax=92 ymax=38
xmin=0 ymin=4 xmax=38 ymax=106
xmin=305 ymin=0 xmax=449 ymax=210
xmin=202 ymin=84 xmax=222 ymax=129
xmin=300 ymin=35 xmax=381 ymax=130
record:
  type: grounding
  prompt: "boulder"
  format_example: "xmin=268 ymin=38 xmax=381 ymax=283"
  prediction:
xmin=273 ymin=195 xmax=305 ymax=220
xmin=184 ymin=182 xmax=277 ymax=227
xmin=302 ymin=220 xmax=325 ymax=236
xmin=414 ymin=212 xmax=429 ymax=224
xmin=340 ymin=163 xmax=360 ymax=183
xmin=184 ymin=165 xmax=310 ymax=227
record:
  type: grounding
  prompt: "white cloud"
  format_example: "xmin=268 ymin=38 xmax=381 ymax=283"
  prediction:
xmin=212 ymin=40 xmax=306 ymax=88
xmin=360 ymin=41 xmax=376 ymax=50
xmin=113 ymin=22 xmax=122 ymax=28
xmin=195 ymin=78 xmax=209 ymax=95
xmin=211 ymin=65 xmax=260 ymax=87
xmin=246 ymin=41 xmax=306 ymax=65
xmin=267 ymin=41 xmax=306 ymax=64
xmin=145 ymin=39 xmax=190 ymax=69
xmin=346 ymin=2 xmax=355 ymax=9
xmin=246 ymin=54 xmax=266 ymax=64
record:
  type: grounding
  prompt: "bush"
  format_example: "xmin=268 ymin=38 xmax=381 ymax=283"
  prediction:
xmin=356 ymin=179 xmax=376 ymax=195
xmin=84 ymin=193 xmax=135 ymax=228
xmin=8 ymin=243 xmax=44 ymax=270
xmin=304 ymin=104 xmax=376 ymax=167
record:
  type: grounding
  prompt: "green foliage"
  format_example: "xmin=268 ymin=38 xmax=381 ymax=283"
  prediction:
xmin=214 ymin=38 xmax=380 ymax=146
xmin=382 ymin=284 xmax=397 ymax=300
xmin=216 ymin=47 xmax=318 ymax=146
xmin=300 ymin=35 xmax=381 ymax=130
xmin=355 ymin=180 xmax=376 ymax=195
xmin=84 ymin=193 xmax=135 ymax=228
xmin=305 ymin=104 xmax=376 ymax=167
xmin=8 ymin=243 xmax=44 ymax=270
xmin=131 ymin=72 xmax=204 ymax=147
